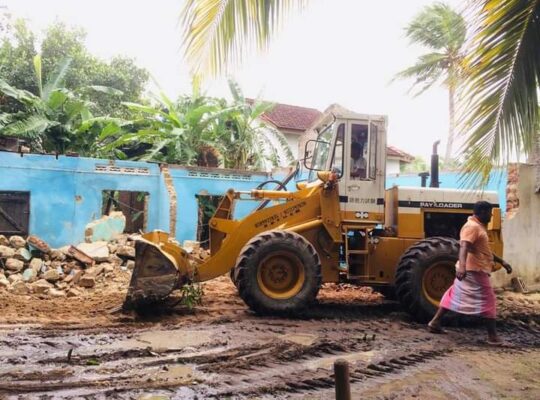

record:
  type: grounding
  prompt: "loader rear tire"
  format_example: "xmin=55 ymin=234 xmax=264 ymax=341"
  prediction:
xmin=395 ymin=237 xmax=458 ymax=322
xmin=234 ymin=230 xmax=321 ymax=315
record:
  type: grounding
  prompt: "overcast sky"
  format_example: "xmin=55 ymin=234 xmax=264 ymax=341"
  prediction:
xmin=3 ymin=0 xmax=466 ymax=161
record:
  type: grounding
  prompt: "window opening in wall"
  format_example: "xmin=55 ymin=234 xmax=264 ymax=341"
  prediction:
xmin=0 ymin=191 xmax=30 ymax=235
xmin=102 ymin=190 xmax=149 ymax=233
xmin=195 ymin=194 xmax=224 ymax=249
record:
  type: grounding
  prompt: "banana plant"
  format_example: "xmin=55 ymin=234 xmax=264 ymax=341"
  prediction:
xmin=0 ymin=55 xmax=127 ymax=156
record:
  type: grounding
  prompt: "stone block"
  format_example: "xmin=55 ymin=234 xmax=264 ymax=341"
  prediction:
xmin=116 ymin=245 xmax=135 ymax=259
xmin=10 ymin=280 xmax=29 ymax=295
xmin=0 ymin=245 xmax=15 ymax=258
xmin=5 ymin=258 xmax=24 ymax=272
xmin=43 ymin=269 xmax=60 ymax=283
xmin=78 ymin=275 xmax=96 ymax=288
xmin=14 ymin=248 xmax=32 ymax=261
xmin=9 ymin=235 xmax=26 ymax=249
xmin=0 ymin=235 xmax=8 ymax=246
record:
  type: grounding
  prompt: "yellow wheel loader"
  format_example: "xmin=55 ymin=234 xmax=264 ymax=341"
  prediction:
xmin=124 ymin=110 xmax=503 ymax=321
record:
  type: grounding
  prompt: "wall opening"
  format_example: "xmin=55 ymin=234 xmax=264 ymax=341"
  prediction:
xmin=102 ymin=190 xmax=149 ymax=233
xmin=195 ymin=194 xmax=224 ymax=248
xmin=0 ymin=191 xmax=30 ymax=236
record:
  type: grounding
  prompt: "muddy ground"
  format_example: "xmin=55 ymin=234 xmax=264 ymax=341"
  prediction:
xmin=0 ymin=276 xmax=539 ymax=399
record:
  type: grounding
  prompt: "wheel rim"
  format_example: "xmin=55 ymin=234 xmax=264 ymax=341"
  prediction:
xmin=256 ymin=251 xmax=305 ymax=300
xmin=422 ymin=261 xmax=455 ymax=306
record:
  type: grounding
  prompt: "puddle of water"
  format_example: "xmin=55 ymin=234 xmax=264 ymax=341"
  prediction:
xmin=114 ymin=330 xmax=213 ymax=351
xmin=280 ymin=333 xmax=318 ymax=346
xmin=307 ymin=350 xmax=378 ymax=370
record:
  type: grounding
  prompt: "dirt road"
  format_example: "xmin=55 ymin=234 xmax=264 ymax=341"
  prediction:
xmin=0 ymin=277 xmax=539 ymax=399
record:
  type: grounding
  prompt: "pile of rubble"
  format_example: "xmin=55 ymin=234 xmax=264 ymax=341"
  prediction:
xmin=0 ymin=234 xmax=137 ymax=298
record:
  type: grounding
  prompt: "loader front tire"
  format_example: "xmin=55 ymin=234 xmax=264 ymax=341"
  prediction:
xmin=234 ymin=230 xmax=321 ymax=315
xmin=395 ymin=237 xmax=458 ymax=322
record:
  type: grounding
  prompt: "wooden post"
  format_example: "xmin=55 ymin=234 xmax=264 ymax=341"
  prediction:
xmin=334 ymin=359 xmax=351 ymax=400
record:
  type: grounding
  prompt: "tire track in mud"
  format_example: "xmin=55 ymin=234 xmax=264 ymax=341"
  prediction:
xmin=215 ymin=348 xmax=452 ymax=398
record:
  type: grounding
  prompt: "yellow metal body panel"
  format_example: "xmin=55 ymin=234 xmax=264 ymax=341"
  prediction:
xmin=195 ymin=181 xmax=342 ymax=282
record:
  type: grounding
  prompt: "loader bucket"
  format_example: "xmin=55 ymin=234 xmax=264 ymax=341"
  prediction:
xmin=123 ymin=239 xmax=181 ymax=310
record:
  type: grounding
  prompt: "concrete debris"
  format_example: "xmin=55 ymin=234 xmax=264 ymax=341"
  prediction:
xmin=85 ymin=211 xmax=126 ymax=243
xmin=48 ymin=288 xmax=66 ymax=298
xmin=76 ymin=242 xmax=110 ymax=262
xmin=22 ymin=268 xmax=37 ymax=282
xmin=0 ymin=235 xmax=9 ymax=246
xmin=9 ymin=235 xmax=26 ymax=249
xmin=10 ymin=280 xmax=29 ymax=295
xmin=0 ymin=233 xmax=137 ymax=297
xmin=43 ymin=269 xmax=60 ymax=283
xmin=78 ymin=275 xmax=96 ymax=288
xmin=8 ymin=273 xmax=22 ymax=283
xmin=0 ymin=245 xmax=15 ymax=258
xmin=5 ymin=258 xmax=24 ymax=272
xmin=67 ymin=246 xmax=95 ymax=267
xmin=116 ymin=245 xmax=135 ymax=259
xmin=50 ymin=249 xmax=66 ymax=261
xmin=27 ymin=235 xmax=51 ymax=254
xmin=14 ymin=247 xmax=32 ymax=261
xmin=31 ymin=279 xmax=53 ymax=294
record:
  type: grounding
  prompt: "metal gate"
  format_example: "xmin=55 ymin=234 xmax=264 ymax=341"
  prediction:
xmin=0 ymin=191 xmax=30 ymax=236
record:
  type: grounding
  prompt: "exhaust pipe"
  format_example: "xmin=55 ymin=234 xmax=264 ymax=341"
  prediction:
xmin=430 ymin=140 xmax=440 ymax=188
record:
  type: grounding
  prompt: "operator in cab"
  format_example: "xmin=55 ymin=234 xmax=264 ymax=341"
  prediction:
xmin=350 ymin=141 xmax=366 ymax=179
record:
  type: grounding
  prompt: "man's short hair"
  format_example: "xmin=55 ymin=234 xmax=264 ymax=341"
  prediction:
xmin=351 ymin=142 xmax=363 ymax=153
xmin=474 ymin=201 xmax=493 ymax=215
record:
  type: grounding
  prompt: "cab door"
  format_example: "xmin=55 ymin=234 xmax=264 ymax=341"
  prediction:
xmin=343 ymin=120 xmax=385 ymax=222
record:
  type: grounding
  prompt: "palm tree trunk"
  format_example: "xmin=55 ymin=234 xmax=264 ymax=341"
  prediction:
xmin=445 ymin=83 xmax=455 ymax=162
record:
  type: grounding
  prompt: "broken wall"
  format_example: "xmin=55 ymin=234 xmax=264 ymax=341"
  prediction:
xmin=494 ymin=164 xmax=540 ymax=288
xmin=0 ymin=152 xmax=168 ymax=248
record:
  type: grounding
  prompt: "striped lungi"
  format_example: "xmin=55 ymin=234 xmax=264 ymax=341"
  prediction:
xmin=439 ymin=271 xmax=496 ymax=319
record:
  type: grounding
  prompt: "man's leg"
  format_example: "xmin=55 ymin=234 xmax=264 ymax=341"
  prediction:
xmin=428 ymin=307 xmax=448 ymax=333
xmin=485 ymin=318 xmax=500 ymax=343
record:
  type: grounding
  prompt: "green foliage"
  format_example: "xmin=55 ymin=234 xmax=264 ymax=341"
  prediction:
xmin=459 ymin=0 xmax=540 ymax=187
xmin=0 ymin=20 xmax=149 ymax=117
xmin=178 ymin=281 xmax=204 ymax=309
xmin=401 ymin=156 xmax=428 ymax=173
xmin=395 ymin=2 xmax=466 ymax=161
xmin=107 ymin=79 xmax=293 ymax=170
xmin=0 ymin=56 xmax=129 ymax=156
xmin=396 ymin=3 xmax=466 ymax=94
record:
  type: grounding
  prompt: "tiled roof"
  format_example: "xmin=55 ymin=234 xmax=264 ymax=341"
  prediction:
xmin=387 ymin=145 xmax=414 ymax=161
xmin=255 ymin=101 xmax=322 ymax=132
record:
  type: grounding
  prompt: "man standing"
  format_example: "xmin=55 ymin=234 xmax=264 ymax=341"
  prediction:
xmin=428 ymin=201 xmax=513 ymax=345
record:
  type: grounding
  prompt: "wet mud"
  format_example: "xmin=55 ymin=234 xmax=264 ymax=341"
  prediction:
xmin=0 ymin=276 xmax=539 ymax=399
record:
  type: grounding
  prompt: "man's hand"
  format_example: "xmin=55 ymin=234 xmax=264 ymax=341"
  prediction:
xmin=456 ymin=267 xmax=467 ymax=281
xmin=502 ymin=261 xmax=513 ymax=274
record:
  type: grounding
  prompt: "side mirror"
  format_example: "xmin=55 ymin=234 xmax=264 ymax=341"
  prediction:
xmin=303 ymin=139 xmax=329 ymax=170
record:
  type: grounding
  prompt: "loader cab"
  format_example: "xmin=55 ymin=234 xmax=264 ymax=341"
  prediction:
xmin=305 ymin=113 xmax=387 ymax=223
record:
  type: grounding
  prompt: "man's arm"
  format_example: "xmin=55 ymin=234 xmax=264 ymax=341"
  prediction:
xmin=457 ymin=240 xmax=470 ymax=280
xmin=493 ymin=254 xmax=513 ymax=274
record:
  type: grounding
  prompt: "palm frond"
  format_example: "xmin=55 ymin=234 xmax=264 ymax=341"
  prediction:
xmin=406 ymin=2 xmax=466 ymax=51
xmin=394 ymin=52 xmax=448 ymax=96
xmin=458 ymin=0 xmax=540 ymax=187
xmin=181 ymin=0 xmax=307 ymax=77
xmin=33 ymin=55 xmax=43 ymax=98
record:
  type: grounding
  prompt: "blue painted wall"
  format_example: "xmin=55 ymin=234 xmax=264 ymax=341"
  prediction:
xmin=0 ymin=150 xmax=508 ymax=248
xmin=0 ymin=151 xmax=275 ymax=247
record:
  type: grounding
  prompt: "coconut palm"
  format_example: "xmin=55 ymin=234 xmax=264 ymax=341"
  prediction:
xmin=395 ymin=2 xmax=466 ymax=162
xmin=180 ymin=0 xmax=307 ymax=78
xmin=459 ymin=0 xmax=540 ymax=189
